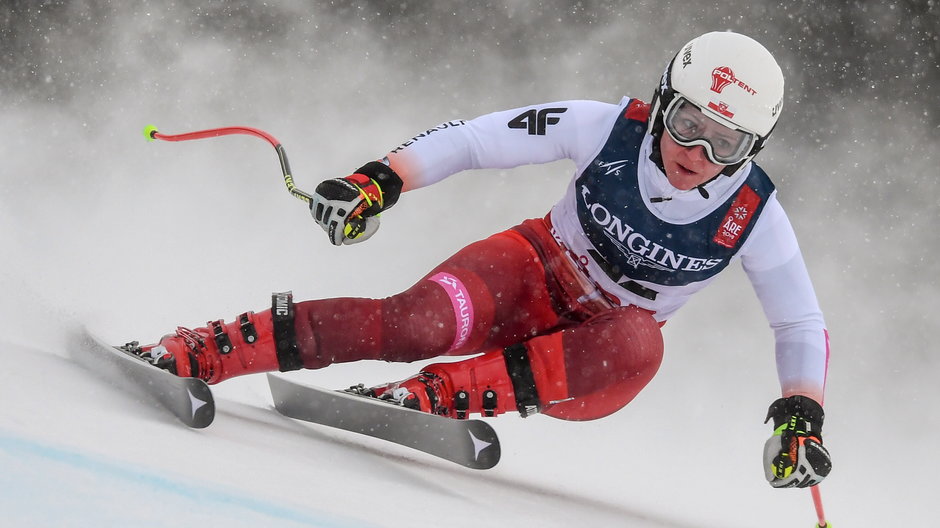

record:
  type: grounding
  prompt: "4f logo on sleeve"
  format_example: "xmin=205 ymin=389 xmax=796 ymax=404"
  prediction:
xmin=508 ymin=107 xmax=567 ymax=135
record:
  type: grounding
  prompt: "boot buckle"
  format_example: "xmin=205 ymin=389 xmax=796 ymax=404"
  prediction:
xmin=482 ymin=389 xmax=498 ymax=417
xmin=209 ymin=320 xmax=233 ymax=355
xmin=238 ymin=312 xmax=258 ymax=344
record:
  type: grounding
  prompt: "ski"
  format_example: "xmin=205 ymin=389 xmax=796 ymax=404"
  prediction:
xmin=267 ymin=374 xmax=501 ymax=470
xmin=71 ymin=329 xmax=215 ymax=428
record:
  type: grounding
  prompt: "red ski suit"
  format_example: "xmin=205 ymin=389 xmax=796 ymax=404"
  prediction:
xmin=293 ymin=217 xmax=664 ymax=420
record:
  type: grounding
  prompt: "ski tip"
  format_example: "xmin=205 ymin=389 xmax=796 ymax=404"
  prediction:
xmin=143 ymin=124 xmax=159 ymax=141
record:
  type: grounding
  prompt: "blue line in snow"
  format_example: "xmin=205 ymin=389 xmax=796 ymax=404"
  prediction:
xmin=0 ymin=428 xmax=373 ymax=528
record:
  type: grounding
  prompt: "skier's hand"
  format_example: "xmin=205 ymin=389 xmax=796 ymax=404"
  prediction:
xmin=310 ymin=161 xmax=403 ymax=246
xmin=763 ymin=395 xmax=832 ymax=488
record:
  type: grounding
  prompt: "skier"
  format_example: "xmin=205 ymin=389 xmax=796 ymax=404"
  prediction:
xmin=134 ymin=31 xmax=831 ymax=488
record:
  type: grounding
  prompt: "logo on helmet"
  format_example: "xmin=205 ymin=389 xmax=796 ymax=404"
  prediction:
xmin=711 ymin=66 xmax=757 ymax=96
xmin=711 ymin=66 xmax=734 ymax=93
xmin=707 ymin=101 xmax=735 ymax=119
xmin=681 ymin=43 xmax=693 ymax=68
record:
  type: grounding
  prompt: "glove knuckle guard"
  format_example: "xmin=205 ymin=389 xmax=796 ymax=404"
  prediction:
xmin=309 ymin=162 xmax=403 ymax=246
xmin=763 ymin=395 xmax=831 ymax=488
xmin=803 ymin=439 xmax=832 ymax=477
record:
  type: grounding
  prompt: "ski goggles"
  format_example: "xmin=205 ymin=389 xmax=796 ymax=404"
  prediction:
xmin=663 ymin=96 xmax=758 ymax=165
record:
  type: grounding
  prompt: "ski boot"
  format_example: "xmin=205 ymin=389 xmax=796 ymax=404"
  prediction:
xmin=123 ymin=292 xmax=302 ymax=384
xmin=350 ymin=343 xmax=549 ymax=419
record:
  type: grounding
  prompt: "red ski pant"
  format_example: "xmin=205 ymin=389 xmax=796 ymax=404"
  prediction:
xmin=293 ymin=217 xmax=664 ymax=420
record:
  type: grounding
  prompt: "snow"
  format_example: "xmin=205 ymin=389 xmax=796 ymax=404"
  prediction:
xmin=0 ymin=338 xmax=679 ymax=528
xmin=2 ymin=3 xmax=938 ymax=527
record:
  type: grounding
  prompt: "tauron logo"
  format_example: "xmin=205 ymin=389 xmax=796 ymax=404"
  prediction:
xmin=429 ymin=272 xmax=474 ymax=352
xmin=508 ymin=107 xmax=567 ymax=135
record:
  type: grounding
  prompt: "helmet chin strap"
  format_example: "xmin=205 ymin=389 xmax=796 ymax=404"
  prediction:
xmin=694 ymin=174 xmax=720 ymax=199
xmin=649 ymin=173 xmax=720 ymax=203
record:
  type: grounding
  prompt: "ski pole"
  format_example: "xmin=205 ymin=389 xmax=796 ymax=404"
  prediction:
xmin=811 ymin=485 xmax=830 ymax=528
xmin=142 ymin=125 xmax=313 ymax=205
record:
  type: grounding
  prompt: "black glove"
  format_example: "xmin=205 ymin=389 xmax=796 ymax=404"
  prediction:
xmin=309 ymin=161 xmax=403 ymax=246
xmin=763 ymin=395 xmax=832 ymax=488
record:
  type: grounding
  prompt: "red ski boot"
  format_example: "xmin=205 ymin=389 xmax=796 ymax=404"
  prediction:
xmin=127 ymin=292 xmax=303 ymax=384
xmin=362 ymin=343 xmax=553 ymax=419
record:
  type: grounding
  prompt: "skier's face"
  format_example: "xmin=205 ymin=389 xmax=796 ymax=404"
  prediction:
xmin=659 ymin=131 xmax=724 ymax=191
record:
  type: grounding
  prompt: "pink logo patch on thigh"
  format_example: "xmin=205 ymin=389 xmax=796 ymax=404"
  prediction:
xmin=429 ymin=272 xmax=474 ymax=351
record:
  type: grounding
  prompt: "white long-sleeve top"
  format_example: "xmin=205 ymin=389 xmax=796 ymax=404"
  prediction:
xmin=382 ymin=98 xmax=829 ymax=402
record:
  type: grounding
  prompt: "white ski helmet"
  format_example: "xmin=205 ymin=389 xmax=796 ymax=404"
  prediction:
xmin=649 ymin=31 xmax=785 ymax=175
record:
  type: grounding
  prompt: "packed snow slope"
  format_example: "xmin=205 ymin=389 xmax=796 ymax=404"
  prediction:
xmin=2 ymin=2 xmax=938 ymax=527
xmin=0 ymin=335 xmax=689 ymax=528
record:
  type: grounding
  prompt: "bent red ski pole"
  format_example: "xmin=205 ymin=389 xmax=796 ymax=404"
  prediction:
xmin=811 ymin=485 xmax=830 ymax=528
xmin=142 ymin=124 xmax=313 ymax=205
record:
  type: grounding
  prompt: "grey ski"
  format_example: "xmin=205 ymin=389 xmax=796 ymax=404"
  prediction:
xmin=267 ymin=374 xmax=501 ymax=469
xmin=72 ymin=329 xmax=215 ymax=428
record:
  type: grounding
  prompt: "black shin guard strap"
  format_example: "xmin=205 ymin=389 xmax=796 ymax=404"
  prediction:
xmin=502 ymin=343 xmax=541 ymax=417
xmin=271 ymin=291 xmax=303 ymax=371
